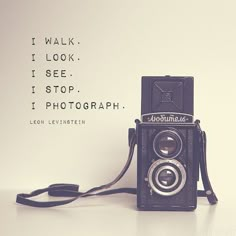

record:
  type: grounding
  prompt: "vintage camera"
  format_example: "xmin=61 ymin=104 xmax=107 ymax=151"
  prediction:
xmin=129 ymin=76 xmax=217 ymax=211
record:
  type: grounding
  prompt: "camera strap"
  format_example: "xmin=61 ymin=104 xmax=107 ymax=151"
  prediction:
xmin=16 ymin=134 xmax=137 ymax=208
xmin=16 ymin=120 xmax=218 ymax=208
xmin=195 ymin=120 xmax=218 ymax=204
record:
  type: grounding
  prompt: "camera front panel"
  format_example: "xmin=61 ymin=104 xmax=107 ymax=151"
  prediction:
xmin=137 ymin=123 xmax=199 ymax=211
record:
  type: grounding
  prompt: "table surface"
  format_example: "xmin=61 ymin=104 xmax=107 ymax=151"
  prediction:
xmin=0 ymin=189 xmax=235 ymax=236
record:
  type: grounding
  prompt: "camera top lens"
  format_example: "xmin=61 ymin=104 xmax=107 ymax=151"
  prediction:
xmin=153 ymin=130 xmax=183 ymax=159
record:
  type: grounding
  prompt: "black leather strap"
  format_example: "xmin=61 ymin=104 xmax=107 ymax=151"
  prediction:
xmin=195 ymin=120 xmax=218 ymax=204
xmin=16 ymin=184 xmax=80 ymax=208
xmin=16 ymin=134 xmax=137 ymax=208
xmin=16 ymin=184 xmax=137 ymax=208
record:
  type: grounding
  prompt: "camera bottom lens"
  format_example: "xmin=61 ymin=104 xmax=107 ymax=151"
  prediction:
xmin=147 ymin=159 xmax=186 ymax=196
xmin=157 ymin=168 xmax=176 ymax=188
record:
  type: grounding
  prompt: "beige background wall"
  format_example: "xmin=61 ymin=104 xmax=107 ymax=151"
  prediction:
xmin=0 ymin=0 xmax=235 ymax=205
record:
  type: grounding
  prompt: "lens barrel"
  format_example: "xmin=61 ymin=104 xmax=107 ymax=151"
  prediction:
xmin=147 ymin=159 xmax=186 ymax=196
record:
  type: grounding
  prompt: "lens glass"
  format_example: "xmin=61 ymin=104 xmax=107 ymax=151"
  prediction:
xmin=158 ymin=136 xmax=177 ymax=155
xmin=153 ymin=130 xmax=183 ymax=158
xmin=157 ymin=169 xmax=176 ymax=187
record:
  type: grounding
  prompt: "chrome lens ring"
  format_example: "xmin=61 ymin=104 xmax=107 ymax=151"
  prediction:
xmin=147 ymin=159 xmax=187 ymax=196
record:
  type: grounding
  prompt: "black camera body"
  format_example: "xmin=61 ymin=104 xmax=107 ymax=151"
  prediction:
xmin=136 ymin=121 xmax=199 ymax=211
xmin=130 ymin=76 xmax=217 ymax=211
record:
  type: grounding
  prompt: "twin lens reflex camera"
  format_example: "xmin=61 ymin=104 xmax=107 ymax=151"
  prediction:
xmin=129 ymin=76 xmax=218 ymax=211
